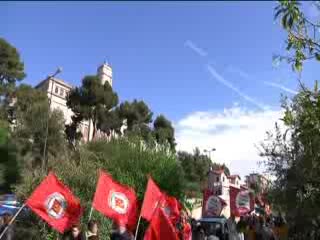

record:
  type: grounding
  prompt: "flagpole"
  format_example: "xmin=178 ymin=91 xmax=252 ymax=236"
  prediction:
xmin=0 ymin=203 xmax=26 ymax=240
xmin=134 ymin=215 xmax=142 ymax=240
xmin=88 ymin=206 xmax=94 ymax=221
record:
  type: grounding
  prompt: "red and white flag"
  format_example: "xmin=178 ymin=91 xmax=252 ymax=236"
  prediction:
xmin=140 ymin=177 xmax=163 ymax=221
xmin=202 ymin=189 xmax=226 ymax=217
xmin=230 ymin=186 xmax=254 ymax=217
xmin=143 ymin=207 xmax=179 ymax=240
xmin=92 ymin=170 xmax=138 ymax=231
xmin=26 ymin=172 xmax=83 ymax=233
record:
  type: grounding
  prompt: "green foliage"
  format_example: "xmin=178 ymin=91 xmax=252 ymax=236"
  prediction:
xmin=67 ymin=75 xmax=118 ymax=138
xmin=177 ymin=148 xmax=230 ymax=197
xmin=97 ymin=108 xmax=123 ymax=135
xmin=11 ymin=85 xmax=67 ymax=169
xmin=65 ymin=115 xmax=83 ymax=150
xmin=15 ymin=138 xmax=186 ymax=239
xmin=0 ymin=123 xmax=20 ymax=193
xmin=118 ymin=99 xmax=153 ymax=132
xmin=274 ymin=1 xmax=320 ymax=71
xmin=268 ymin=2 xmax=320 ymax=237
xmin=153 ymin=115 xmax=176 ymax=151
xmin=0 ymin=38 xmax=26 ymax=95
xmin=261 ymin=86 xmax=320 ymax=238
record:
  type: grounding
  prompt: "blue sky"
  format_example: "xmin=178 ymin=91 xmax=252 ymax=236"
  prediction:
xmin=2 ymin=2 xmax=320 ymax=176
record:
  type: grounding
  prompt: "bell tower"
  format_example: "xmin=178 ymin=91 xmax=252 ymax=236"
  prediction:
xmin=97 ymin=61 xmax=113 ymax=87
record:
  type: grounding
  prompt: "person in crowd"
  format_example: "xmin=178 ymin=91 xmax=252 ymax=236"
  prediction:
xmin=198 ymin=226 xmax=206 ymax=240
xmin=110 ymin=222 xmax=133 ymax=240
xmin=0 ymin=216 xmax=3 ymax=227
xmin=62 ymin=223 xmax=86 ymax=240
xmin=86 ymin=220 xmax=99 ymax=240
xmin=0 ymin=213 xmax=15 ymax=240
xmin=277 ymin=217 xmax=288 ymax=240
xmin=254 ymin=216 xmax=263 ymax=240
xmin=236 ymin=216 xmax=246 ymax=240
xmin=227 ymin=214 xmax=238 ymax=240
xmin=247 ymin=221 xmax=256 ymax=240
xmin=260 ymin=217 xmax=275 ymax=240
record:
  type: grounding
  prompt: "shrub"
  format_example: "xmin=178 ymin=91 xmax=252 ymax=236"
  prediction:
xmin=14 ymin=137 xmax=186 ymax=239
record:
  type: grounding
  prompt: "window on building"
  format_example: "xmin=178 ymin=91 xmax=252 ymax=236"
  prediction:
xmin=60 ymin=88 xmax=64 ymax=96
xmin=55 ymin=86 xmax=59 ymax=94
xmin=223 ymin=177 xmax=225 ymax=182
xmin=216 ymin=177 xmax=219 ymax=182
xmin=217 ymin=188 xmax=222 ymax=195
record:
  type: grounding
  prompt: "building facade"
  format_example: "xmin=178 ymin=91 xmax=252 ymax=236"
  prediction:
xmin=207 ymin=170 xmax=246 ymax=218
xmin=35 ymin=62 xmax=118 ymax=142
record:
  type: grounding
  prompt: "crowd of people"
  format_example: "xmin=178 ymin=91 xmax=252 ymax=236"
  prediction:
xmin=0 ymin=212 xmax=102 ymax=240
xmin=191 ymin=214 xmax=288 ymax=240
xmin=1 ymin=209 xmax=288 ymax=240
xmin=0 ymin=211 xmax=191 ymax=240
xmin=229 ymin=214 xmax=288 ymax=240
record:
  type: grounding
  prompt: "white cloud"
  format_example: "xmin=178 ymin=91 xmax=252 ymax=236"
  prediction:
xmin=175 ymin=105 xmax=283 ymax=177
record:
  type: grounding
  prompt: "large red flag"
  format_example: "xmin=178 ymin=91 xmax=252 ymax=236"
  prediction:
xmin=140 ymin=177 xmax=164 ymax=221
xmin=230 ymin=186 xmax=254 ymax=217
xmin=26 ymin=172 xmax=83 ymax=233
xmin=143 ymin=207 xmax=179 ymax=240
xmin=92 ymin=171 xmax=138 ymax=231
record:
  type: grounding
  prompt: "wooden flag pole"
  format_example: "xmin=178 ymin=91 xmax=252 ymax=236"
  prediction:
xmin=88 ymin=169 xmax=100 ymax=222
xmin=0 ymin=203 xmax=26 ymax=240
xmin=134 ymin=215 xmax=142 ymax=240
xmin=88 ymin=206 xmax=94 ymax=221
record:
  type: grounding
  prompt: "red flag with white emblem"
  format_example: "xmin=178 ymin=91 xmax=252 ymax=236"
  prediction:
xmin=26 ymin=172 xmax=83 ymax=233
xmin=202 ymin=189 xmax=227 ymax=217
xmin=230 ymin=186 xmax=254 ymax=217
xmin=92 ymin=170 xmax=138 ymax=231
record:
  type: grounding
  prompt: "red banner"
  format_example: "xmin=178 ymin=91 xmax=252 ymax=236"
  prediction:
xmin=202 ymin=189 xmax=226 ymax=217
xmin=92 ymin=170 xmax=138 ymax=231
xmin=26 ymin=173 xmax=83 ymax=233
xmin=230 ymin=186 xmax=254 ymax=217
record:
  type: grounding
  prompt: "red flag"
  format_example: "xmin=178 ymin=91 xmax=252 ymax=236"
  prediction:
xmin=202 ymin=189 xmax=226 ymax=217
xmin=182 ymin=222 xmax=192 ymax=240
xmin=141 ymin=177 xmax=164 ymax=221
xmin=160 ymin=194 xmax=181 ymax=225
xmin=26 ymin=173 xmax=83 ymax=233
xmin=92 ymin=171 xmax=138 ymax=231
xmin=144 ymin=207 xmax=179 ymax=240
xmin=230 ymin=186 xmax=254 ymax=217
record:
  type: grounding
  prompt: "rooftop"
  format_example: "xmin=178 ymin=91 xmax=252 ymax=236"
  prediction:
xmin=228 ymin=175 xmax=241 ymax=180
xmin=35 ymin=77 xmax=73 ymax=90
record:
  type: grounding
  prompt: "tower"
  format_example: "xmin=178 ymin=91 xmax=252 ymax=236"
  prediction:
xmin=97 ymin=61 xmax=113 ymax=87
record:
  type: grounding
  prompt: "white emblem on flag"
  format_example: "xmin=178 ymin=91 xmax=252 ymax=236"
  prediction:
xmin=236 ymin=190 xmax=250 ymax=214
xmin=205 ymin=196 xmax=222 ymax=216
xmin=108 ymin=191 xmax=129 ymax=215
xmin=45 ymin=192 xmax=67 ymax=219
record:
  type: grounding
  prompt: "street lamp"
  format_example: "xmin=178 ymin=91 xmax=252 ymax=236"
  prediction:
xmin=42 ymin=67 xmax=63 ymax=171
xmin=204 ymin=148 xmax=216 ymax=159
